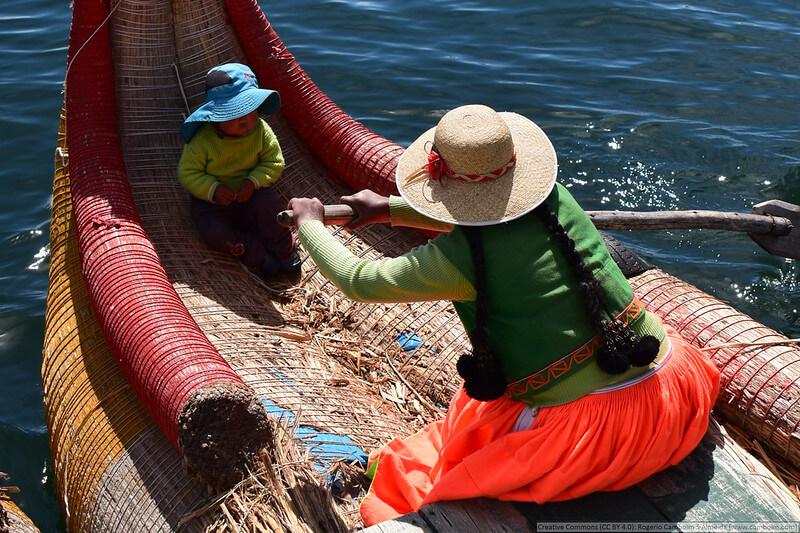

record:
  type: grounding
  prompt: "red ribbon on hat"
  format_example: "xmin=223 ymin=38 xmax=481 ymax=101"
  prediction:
xmin=405 ymin=142 xmax=516 ymax=185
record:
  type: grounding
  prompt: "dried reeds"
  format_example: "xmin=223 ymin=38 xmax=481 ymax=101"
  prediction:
xmin=180 ymin=420 xmax=349 ymax=533
xmin=721 ymin=420 xmax=800 ymax=505
xmin=59 ymin=0 xmax=800 ymax=530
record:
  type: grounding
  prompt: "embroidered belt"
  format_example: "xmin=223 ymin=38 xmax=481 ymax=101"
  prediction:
xmin=504 ymin=298 xmax=646 ymax=401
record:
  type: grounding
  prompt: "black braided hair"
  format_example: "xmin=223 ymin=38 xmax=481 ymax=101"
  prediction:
xmin=533 ymin=203 xmax=658 ymax=374
xmin=456 ymin=227 xmax=508 ymax=401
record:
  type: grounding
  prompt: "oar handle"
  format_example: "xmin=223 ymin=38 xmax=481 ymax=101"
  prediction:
xmin=277 ymin=204 xmax=357 ymax=227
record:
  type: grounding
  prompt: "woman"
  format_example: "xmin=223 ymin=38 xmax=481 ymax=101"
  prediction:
xmin=287 ymin=104 xmax=719 ymax=525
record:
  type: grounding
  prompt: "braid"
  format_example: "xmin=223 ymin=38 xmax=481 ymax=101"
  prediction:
xmin=534 ymin=204 xmax=606 ymax=331
xmin=456 ymin=227 xmax=507 ymax=401
xmin=534 ymin=203 xmax=658 ymax=374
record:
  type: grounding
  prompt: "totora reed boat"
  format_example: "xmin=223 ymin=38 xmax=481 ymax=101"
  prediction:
xmin=38 ymin=0 xmax=800 ymax=531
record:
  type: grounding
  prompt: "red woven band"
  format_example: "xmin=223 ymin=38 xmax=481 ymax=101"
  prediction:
xmin=425 ymin=145 xmax=516 ymax=183
xmin=404 ymin=143 xmax=516 ymax=186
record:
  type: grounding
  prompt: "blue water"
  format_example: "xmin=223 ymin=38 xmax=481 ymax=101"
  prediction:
xmin=1 ymin=0 xmax=798 ymax=529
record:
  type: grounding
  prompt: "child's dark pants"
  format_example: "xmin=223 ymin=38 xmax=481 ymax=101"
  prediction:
xmin=190 ymin=187 xmax=293 ymax=271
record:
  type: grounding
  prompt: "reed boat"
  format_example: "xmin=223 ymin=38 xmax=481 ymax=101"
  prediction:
xmin=42 ymin=0 xmax=800 ymax=531
xmin=1 ymin=480 xmax=40 ymax=533
xmin=0 ymin=499 xmax=39 ymax=533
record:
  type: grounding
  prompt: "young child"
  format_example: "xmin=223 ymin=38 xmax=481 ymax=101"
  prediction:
xmin=178 ymin=63 xmax=300 ymax=277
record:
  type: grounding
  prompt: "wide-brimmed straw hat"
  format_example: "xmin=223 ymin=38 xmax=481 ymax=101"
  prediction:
xmin=396 ymin=104 xmax=557 ymax=226
xmin=181 ymin=63 xmax=281 ymax=142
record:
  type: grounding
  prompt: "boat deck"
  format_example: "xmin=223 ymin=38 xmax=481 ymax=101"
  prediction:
xmin=359 ymin=419 xmax=800 ymax=532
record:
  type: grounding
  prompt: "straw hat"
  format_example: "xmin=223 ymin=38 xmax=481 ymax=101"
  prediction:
xmin=396 ymin=105 xmax=557 ymax=225
xmin=181 ymin=63 xmax=281 ymax=143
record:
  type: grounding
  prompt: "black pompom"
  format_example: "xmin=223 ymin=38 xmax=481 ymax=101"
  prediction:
xmin=596 ymin=319 xmax=631 ymax=374
xmin=456 ymin=349 xmax=507 ymax=401
xmin=456 ymin=352 xmax=480 ymax=383
xmin=628 ymin=335 xmax=660 ymax=367
xmin=595 ymin=345 xmax=630 ymax=374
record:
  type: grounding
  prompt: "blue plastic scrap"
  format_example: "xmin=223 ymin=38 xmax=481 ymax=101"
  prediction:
xmin=261 ymin=397 xmax=369 ymax=470
xmin=396 ymin=330 xmax=423 ymax=352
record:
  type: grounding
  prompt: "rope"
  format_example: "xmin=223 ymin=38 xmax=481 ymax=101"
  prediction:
xmin=63 ymin=0 xmax=122 ymax=89
xmin=173 ymin=63 xmax=191 ymax=117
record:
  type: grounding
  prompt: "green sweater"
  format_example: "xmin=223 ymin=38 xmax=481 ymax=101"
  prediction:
xmin=178 ymin=119 xmax=284 ymax=202
xmin=298 ymin=185 xmax=667 ymax=407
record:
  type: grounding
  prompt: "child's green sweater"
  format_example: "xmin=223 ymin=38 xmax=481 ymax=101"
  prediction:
xmin=178 ymin=119 xmax=284 ymax=202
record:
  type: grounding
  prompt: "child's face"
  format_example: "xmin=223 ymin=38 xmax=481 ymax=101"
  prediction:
xmin=217 ymin=110 xmax=259 ymax=137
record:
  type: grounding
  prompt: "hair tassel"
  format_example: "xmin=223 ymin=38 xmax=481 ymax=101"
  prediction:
xmin=457 ymin=346 xmax=507 ymax=401
xmin=628 ymin=334 xmax=660 ymax=367
xmin=459 ymin=227 xmax=508 ymax=402
xmin=596 ymin=318 xmax=659 ymax=374
xmin=533 ymin=203 xmax=660 ymax=377
xmin=596 ymin=319 xmax=632 ymax=374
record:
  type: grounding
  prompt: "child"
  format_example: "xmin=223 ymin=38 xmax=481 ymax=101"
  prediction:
xmin=178 ymin=63 xmax=300 ymax=277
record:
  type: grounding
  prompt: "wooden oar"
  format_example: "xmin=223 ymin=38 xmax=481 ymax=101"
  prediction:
xmin=585 ymin=200 xmax=798 ymax=260
xmin=277 ymin=199 xmax=799 ymax=259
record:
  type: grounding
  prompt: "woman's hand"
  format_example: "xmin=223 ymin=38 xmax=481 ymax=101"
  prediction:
xmin=341 ymin=189 xmax=390 ymax=229
xmin=287 ymin=197 xmax=325 ymax=228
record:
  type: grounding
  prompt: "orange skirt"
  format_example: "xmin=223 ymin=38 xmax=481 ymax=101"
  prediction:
xmin=359 ymin=325 xmax=720 ymax=526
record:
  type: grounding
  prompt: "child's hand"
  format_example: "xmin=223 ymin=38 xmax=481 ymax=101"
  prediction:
xmin=213 ymin=185 xmax=237 ymax=205
xmin=237 ymin=180 xmax=255 ymax=203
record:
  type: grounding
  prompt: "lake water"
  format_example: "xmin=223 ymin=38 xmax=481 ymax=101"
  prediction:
xmin=1 ymin=0 xmax=798 ymax=530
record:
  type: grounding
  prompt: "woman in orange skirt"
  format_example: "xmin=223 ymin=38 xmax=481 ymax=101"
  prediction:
xmin=359 ymin=323 xmax=718 ymax=523
xmin=288 ymin=105 xmax=720 ymax=526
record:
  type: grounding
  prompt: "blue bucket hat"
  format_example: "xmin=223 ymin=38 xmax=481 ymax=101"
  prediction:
xmin=180 ymin=63 xmax=281 ymax=142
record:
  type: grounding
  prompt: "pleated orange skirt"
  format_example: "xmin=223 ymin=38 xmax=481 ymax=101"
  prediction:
xmin=360 ymin=325 xmax=720 ymax=526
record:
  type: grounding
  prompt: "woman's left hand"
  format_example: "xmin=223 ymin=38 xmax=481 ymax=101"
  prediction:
xmin=287 ymin=197 xmax=325 ymax=227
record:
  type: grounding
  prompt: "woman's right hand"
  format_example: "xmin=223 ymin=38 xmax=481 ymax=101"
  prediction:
xmin=340 ymin=189 xmax=390 ymax=229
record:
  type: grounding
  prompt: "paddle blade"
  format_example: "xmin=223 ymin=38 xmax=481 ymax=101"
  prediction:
xmin=749 ymin=200 xmax=800 ymax=260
